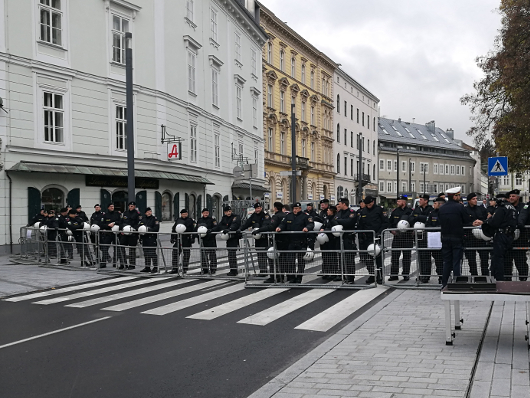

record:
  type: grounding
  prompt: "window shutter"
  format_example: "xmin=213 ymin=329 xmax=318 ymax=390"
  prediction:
xmin=135 ymin=191 xmax=147 ymax=213
xmin=100 ymin=189 xmax=111 ymax=211
xmin=185 ymin=193 xmax=189 ymax=211
xmin=196 ymin=195 xmax=202 ymax=220
xmin=155 ymin=191 xmax=162 ymax=220
xmin=173 ymin=193 xmax=180 ymax=221
xmin=66 ymin=188 xmax=80 ymax=208
xmin=206 ymin=194 xmax=212 ymax=212
xmin=28 ymin=187 xmax=41 ymax=224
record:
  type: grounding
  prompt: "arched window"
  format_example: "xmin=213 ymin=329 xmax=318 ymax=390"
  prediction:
xmin=161 ymin=192 xmax=172 ymax=221
xmin=337 ymin=153 xmax=341 ymax=173
xmin=344 ymin=189 xmax=348 ymax=199
xmin=336 ymin=95 xmax=340 ymax=113
xmin=112 ymin=190 xmax=128 ymax=213
xmin=41 ymin=187 xmax=65 ymax=212
xmin=336 ymin=123 xmax=340 ymax=143
xmin=337 ymin=186 xmax=344 ymax=199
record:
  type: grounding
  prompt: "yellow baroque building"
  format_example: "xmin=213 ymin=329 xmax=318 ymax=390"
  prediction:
xmin=260 ymin=4 xmax=336 ymax=204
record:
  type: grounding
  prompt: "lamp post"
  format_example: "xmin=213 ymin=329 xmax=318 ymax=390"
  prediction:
xmin=290 ymin=103 xmax=297 ymax=203
xmin=409 ymin=158 xmax=412 ymax=192
xmin=357 ymin=133 xmax=363 ymax=204
xmin=125 ymin=32 xmax=135 ymax=203
xmin=396 ymin=146 xmax=402 ymax=197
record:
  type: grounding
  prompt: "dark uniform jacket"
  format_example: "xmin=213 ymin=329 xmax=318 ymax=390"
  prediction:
xmin=121 ymin=209 xmax=141 ymax=230
xmin=90 ymin=211 xmax=105 ymax=226
xmin=214 ymin=214 xmax=242 ymax=245
xmin=76 ymin=211 xmax=89 ymax=222
xmin=50 ymin=214 xmax=70 ymax=240
xmin=517 ymin=201 xmax=530 ymax=231
xmin=139 ymin=215 xmax=160 ymax=246
xmin=171 ymin=217 xmax=196 ymax=246
xmin=241 ymin=211 xmax=271 ymax=247
xmin=66 ymin=216 xmax=85 ymax=241
xmin=484 ymin=203 xmax=517 ymax=235
xmin=426 ymin=208 xmax=441 ymax=228
xmin=197 ymin=216 xmax=217 ymax=245
xmin=463 ymin=204 xmax=487 ymax=237
xmin=438 ymin=200 xmax=468 ymax=238
xmin=278 ymin=211 xmax=314 ymax=243
xmin=316 ymin=209 xmax=329 ymax=224
xmin=29 ymin=212 xmax=46 ymax=227
xmin=331 ymin=208 xmax=357 ymax=248
xmin=390 ymin=206 xmax=413 ymax=229
xmin=409 ymin=205 xmax=433 ymax=226
xmin=305 ymin=209 xmax=318 ymax=218
xmin=44 ymin=215 xmax=57 ymax=239
xmin=99 ymin=210 xmax=122 ymax=232
xmin=357 ymin=205 xmax=389 ymax=240
xmin=266 ymin=211 xmax=287 ymax=245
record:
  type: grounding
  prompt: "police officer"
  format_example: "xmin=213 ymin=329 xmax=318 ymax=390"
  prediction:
xmin=321 ymin=205 xmax=339 ymax=280
xmin=51 ymin=207 xmax=72 ymax=264
xmin=197 ymin=208 xmax=218 ymax=275
xmin=262 ymin=202 xmax=286 ymax=283
xmin=439 ymin=187 xmax=469 ymax=288
xmin=44 ymin=210 xmax=57 ymax=259
xmin=356 ymin=200 xmax=365 ymax=217
xmin=120 ymin=201 xmax=141 ymax=270
xmin=318 ymin=199 xmax=330 ymax=222
xmin=240 ymin=203 xmax=271 ymax=277
xmin=305 ymin=203 xmax=317 ymax=218
xmin=214 ymin=205 xmax=242 ymax=276
xmin=276 ymin=202 xmax=314 ymax=283
xmin=426 ymin=197 xmax=445 ymax=284
xmin=305 ymin=203 xmax=318 ymax=251
xmin=76 ymin=205 xmax=88 ymax=222
xmin=463 ymin=192 xmax=489 ymax=276
xmin=331 ymin=198 xmax=357 ymax=283
xmin=389 ymin=195 xmax=413 ymax=281
xmin=138 ymin=207 xmax=160 ymax=273
xmin=170 ymin=209 xmax=196 ymax=275
xmin=90 ymin=204 xmax=104 ymax=260
xmin=28 ymin=207 xmax=47 ymax=227
xmin=517 ymin=200 xmax=530 ymax=281
xmin=66 ymin=208 xmax=94 ymax=267
xmin=487 ymin=198 xmax=497 ymax=217
xmin=505 ymin=189 xmax=527 ymax=280
xmin=98 ymin=203 xmax=123 ymax=269
xmin=409 ymin=193 xmax=433 ymax=283
xmin=357 ymin=196 xmax=388 ymax=284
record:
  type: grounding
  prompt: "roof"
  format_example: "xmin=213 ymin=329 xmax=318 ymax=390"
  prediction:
xmin=8 ymin=162 xmax=214 ymax=184
xmin=336 ymin=68 xmax=380 ymax=104
xmin=378 ymin=117 xmax=469 ymax=153
xmin=232 ymin=182 xmax=267 ymax=191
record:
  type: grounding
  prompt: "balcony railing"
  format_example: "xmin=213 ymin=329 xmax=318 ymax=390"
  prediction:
xmin=355 ymin=173 xmax=371 ymax=184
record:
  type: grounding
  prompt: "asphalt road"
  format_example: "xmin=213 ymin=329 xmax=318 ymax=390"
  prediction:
xmin=0 ymin=277 xmax=392 ymax=398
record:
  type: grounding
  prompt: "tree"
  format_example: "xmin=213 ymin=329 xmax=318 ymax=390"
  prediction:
xmin=461 ymin=0 xmax=530 ymax=172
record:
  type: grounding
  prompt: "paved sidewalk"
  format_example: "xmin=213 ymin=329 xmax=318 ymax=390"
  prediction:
xmin=0 ymin=255 xmax=108 ymax=298
xmin=249 ymin=288 xmax=530 ymax=398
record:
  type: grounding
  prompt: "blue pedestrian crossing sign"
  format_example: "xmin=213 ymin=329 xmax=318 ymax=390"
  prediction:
xmin=488 ymin=157 xmax=508 ymax=176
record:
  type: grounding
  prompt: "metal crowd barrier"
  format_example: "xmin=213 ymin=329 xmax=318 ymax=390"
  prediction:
xmin=15 ymin=227 xmax=46 ymax=264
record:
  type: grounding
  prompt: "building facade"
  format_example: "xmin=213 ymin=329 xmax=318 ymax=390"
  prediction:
xmin=0 ymin=0 xmax=267 ymax=251
xmin=378 ymin=118 xmax=475 ymax=205
xmin=260 ymin=4 xmax=336 ymax=205
xmin=333 ymin=68 xmax=380 ymax=204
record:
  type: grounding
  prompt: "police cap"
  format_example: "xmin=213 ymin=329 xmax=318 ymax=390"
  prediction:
xmin=94 ymin=204 xmax=101 ymax=208
xmin=145 ymin=207 xmax=152 ymax=212
xmin=180 ymin=209 xmax=188 ymax=214
xmin=223 ymin=206 xmax=231 ymax=212
xmin=319 ymin=199 xmax=329 ymax=204
xmin=253 ymin=203 xmax=262 ymax=209
xmin=466 ymin=192 xmax=477 ymax=201
xmin=293 ymin=202 xmax=302 ymax=208
xmin=507 ymin=189 xmax=520 ymax=196
xmin=202 ymin=208 xmax=210 ymax=213
xmin=419 ymin=193 xmax=429 ymax=200
xmin=364 ymin=196 xmax=374 ymax=205
xmin=128 ymin=201 xmax=136 ymax=206
xmin=434 ymin=197 xmax=445 ymax=203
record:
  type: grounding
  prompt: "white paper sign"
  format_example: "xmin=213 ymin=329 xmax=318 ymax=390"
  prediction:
xmin=427 ymin=232 xmax=442 ymax=248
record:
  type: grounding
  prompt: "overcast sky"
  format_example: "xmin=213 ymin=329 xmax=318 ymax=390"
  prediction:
xmin=260 ymin=0 xmax=502 ymax=144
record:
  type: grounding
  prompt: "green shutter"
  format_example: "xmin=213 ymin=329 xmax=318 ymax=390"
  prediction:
xmin=196 ymin=195 xmax=202 ymax=220
xmin=100 ymin=189 xmax=111 ymax=210
xmin=135 ymin=191 xmax=147 ymax=213
xmin=173 ymin=193 xmax=180 ymax=221
xmin=155 ymin=191 xmax=162 ymax=219
xmin=28 ymin=187 xmax=41 ymax=224
xmin=67 ymin=188 xmax=80 ymax=208
xmin=185 ymin=193 xmax=189 ymax=211
xmin=206 ymin=194 xmax=212 ymax=212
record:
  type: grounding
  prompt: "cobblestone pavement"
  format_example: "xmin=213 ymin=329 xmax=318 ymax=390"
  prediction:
xmin=249 ymin=289 xmax=530 ymax=398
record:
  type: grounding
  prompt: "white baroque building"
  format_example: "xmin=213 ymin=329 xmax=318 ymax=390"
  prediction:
xmin=0 ymin=0 xmax=267 ymax=252
xmin=333 ymin=68 xmax=380 ymax=204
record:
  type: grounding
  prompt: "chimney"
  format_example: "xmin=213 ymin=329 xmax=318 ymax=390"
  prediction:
xmin=398 ymin=117 xmax=401 ymax=123
xmin=425 ymin=120 xmax=435 ymax=133
xmin=446 ymin=128 xmax=454 ymax=140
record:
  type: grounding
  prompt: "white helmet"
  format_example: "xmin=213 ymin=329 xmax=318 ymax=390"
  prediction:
xmin=397 ymin=220 xmax=410 ymax=230
xmin=219 ymin=231 xmax=230 ymax=241
xmin=83 ymin=222 xmax=90 ymax=231
xmin=414 ymin=222 xmax=426 ymax=230
xmin=197 ymin=226 xmax=208 ymax=238
xmin=40 ymin=225 xmax=48 ymax=233
xmin=122 ymin=225 xmax=133 ymax=235
xmin=331 ymin=224 xmax=343 ymax=237
xmin=90 ymin=224 xmax=100 ymax=233
xmin=267 ymin=247 xmax=279 ymax=260
xmin=252 ymin=228 xmax=262 ymax=240
xmin=317 ymin=232 xmax=329 ymax=245
xmin=33 ymin=222 xmax=41 ymax=229
xmin=304 ymin=247 xmax=314 ymax=261
xmin=68 ymin=236 xmax=75 ymax=242
xmin=313 ymin=221 xmax=323 ymax=231
xmin=481 ymin=230 xmax=492 ymax=241
xmin=514 ymin=229 xmax=520 ymax=241
xmin=66 ymin=229 xmax=73 ymax=236
xmin=367 ymin=243 xmax=381 ymax=257
xmin=138 ymin=225 xmax=148 ymax=235
xmin=111 ymin=225 xmax=120 ymax=232
xmin=472 ymin=228 xmax=482 ymax=240
xmin=175 ymin=224 xmax=187 ymax=234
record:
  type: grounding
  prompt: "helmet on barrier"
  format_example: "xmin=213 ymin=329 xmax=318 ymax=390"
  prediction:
xmin=481 ymin=229 xmax=492 ymax=241
xmin=367 ymin=243 xmax=381 ymax=257
xmin=267 ymin=246 xmax=279 ymax=260
xmin=83 ymin=222 xmax=90 ymax=231
xmin=313 ymin=221 xmax=323 ymax=231
xmin=472 ymin=227 xmax=482 ymax=240
xmin=414 ymin=222 xmax=426 ymax=230
xmin=68 ymin=236 xmax=75 ymax=242
xmin=331 ymin=224 xmax=343 ymax=237
xmin=219 ymin=231 xmax=229 ymax=241
xmin=33 ymin=222 xmax=41 ymax=229
xmin=138 ymin=225 xmax=148 ymax=235
xmin=66 ymin=229 xmax=73 ymax=236
xmin=40 ymin=225 xmax=48 ymax=233
xmin=303 ymin=247 xmax=314 ymax=261
xmin=122 ymin=225 xmax=133 ymax=235
xmin=197 ymin=226 xmax=208 ymax=238
xmin=111 ymin=225 xmax=120 ymax=232
xmin=90 ymin=224 xmax=100 ymax=233
xmin=397 ymin=220 xmax=410 ymax=230
xmin=175 ymin=224 xmax=187 ymax=234
xmin=514 ymin=229 xmax=521 ymax=241
xmin=252 ymin=228 xmax=262 ymax=240
xmin=317 ymin=232 xmax=329 ymax=245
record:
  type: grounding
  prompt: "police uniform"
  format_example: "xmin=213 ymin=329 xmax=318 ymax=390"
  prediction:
xmin=305 ymin=204 xmax=318 ymax=250
xmin=98 ymin=205 xmax=123 ymax=268
xmin=170 ymin=209 xmax=196 ymax=274
xmin=263 ymin=203 xmax=286 ymax=283
xmin=138 ymin=208 xmax=160 ymax=273
xmin=409 ymin=194 xmax=433 ymax=282
xmin=197 ymin=209 xmax=218 ymax=274
xmin=240 ymin=203 xmax=271 ymax=276
xmin=439 ymin=187 xmax=468 ymax=287
xmin=277 ymin=202 xmax=314 ymax=283
xmin=44 ymin=211 xmax=57 ymax=258
xmin=357 ymin=196 xmax=388 ymax=284
xmin=321 ymin=207 xmax=339 ymax=280
xmin=89 ymin=205 xmax=105 ymax=258
xmin=28 ymin=209 xmax=47 ymax=227
xmin=389 ymin=195 xmax=413 ymax=280
xmin=50 ymin=209 xmax=72 ymax=263
xmin=76 ymin=207 xmax=89 ymax=223
xmin=66 ymin=212 xmax=94 ymax=266
xmin=463 ymin=193 xmax=489 ymax=276
xmin=426 ymin=198 xmax=444 ymax=282
xmin=517 ymin=201 xmax=530 ymax=281
xmin=119 ymin=201 xmax=141 ymax=269
xmin=331 ymin=200 xmax=357 ymax=283
xmin=213 ymin=206 xmax=242 ymax=276
xmin=504 ymin=190 xmax=527 ymax=280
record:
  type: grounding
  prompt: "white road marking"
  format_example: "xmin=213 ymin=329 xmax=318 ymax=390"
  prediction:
xmin=237 ymin=289 xmax=334 ymax=326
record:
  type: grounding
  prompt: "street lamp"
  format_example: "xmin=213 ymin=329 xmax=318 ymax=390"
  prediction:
xmin=125 ymin=32 xmax=135 ymax=204
xmin=396 ymin=146 xmax=403 ymax=197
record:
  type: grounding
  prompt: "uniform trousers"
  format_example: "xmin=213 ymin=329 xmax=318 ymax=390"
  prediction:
xmin=504 ymin=240 xmax=528 ymax=281
xmin=200 ymin=240 xmax=217 ymax=273
xmin=441 ymin=236 xmax=463 ymax=286
xmin=464 ymin=236 xmax=489 ymax=276
xmin=119 ymin=234 xmax=139 ymax=266
xmin=390 ymin=232 xmax=413 ymax=276
xmin=143 ymin=241 xmax=158 ymax=268
xmin=492 ymin=232 xmax=513 ymax=281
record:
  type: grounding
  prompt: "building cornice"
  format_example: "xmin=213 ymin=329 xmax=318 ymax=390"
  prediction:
xmin=335 ymin=68 xmax=380 ymax=103
xmin=220 ymin=0 xmax=268 ymax=46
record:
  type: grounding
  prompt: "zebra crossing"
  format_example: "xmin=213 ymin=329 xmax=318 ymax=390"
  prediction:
xmin=4 ymin=276 xmax=386 ymax=332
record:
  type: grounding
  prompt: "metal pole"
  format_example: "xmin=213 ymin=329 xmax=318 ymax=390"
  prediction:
xmin=291 ymin=103 xmax=296 ymax=203
xmin=423 ymin=168 xmax=426 ymax=194
xmin=397 ymin=149 xmax=400 ymax=197
xmin=358 ymin=133 xmax=363 ymax=204
xmin=249 ymin=164 xmax=253 ymax=200
xmin=125 ymin=32 xmax=135 ymax=203
xmin=409 ymin=158 xmax=412 ymax=192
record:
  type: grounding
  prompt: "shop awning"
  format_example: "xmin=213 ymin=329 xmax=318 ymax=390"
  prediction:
xmin=231 ymin=182 xmax=268 ymax=192
xmin=8 ymin=162 xmax=214 ymax=184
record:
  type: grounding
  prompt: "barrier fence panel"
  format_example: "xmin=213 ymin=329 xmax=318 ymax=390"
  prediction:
xmin=244 ymin=230 xmax=378 ymax=289
xmin=17 ymin=227 xmax=46 ymax=264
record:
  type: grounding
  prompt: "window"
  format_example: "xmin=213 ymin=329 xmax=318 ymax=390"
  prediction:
xmin=268 ymin=128 xmax=273 ymax=151
xmin=445 ymin=164 xmax=449 ymax=174
xmin=351 ymin=132 xmax=354 ymax=148
xmin=450 ymin=165 xmax=455 ymax=175
xmin=310 ymin=70 xmax=314 ymax=89
xmin=310 ymin=106 xmax=314 ymax=125
xmin=380 ymin=181 xmax=385 ymax=192
xmin=344 ymin=101 xmax=347 ymax=117
xmin=280 ymin=50 xmax=284 ymax=71
xmin=301 ymin=64 xmax=306 ymax=84
xmin=236 ymin=84 xmax=242 ymax=119
xmin=302 ymin=139 xmax=306 ymax=158
xmin=267 ymin=42 xmax=272 ymax=63
xmin=379 ymin=160 xmax=384 ymax=170
xmin=387 ymin=160 xmax=392 ymax=170
xmin=214 ymin=132 xmax=220 ymax=167
xmin=356 ymin=108 xmax=359 ymax=123
xmin=387 ymin=182 xmax=392 ymax=192
xmin=252 ymin=96 xmax=257 ymax=127
xmin=394 ymin=160 xmax=398 ymax=171
xmin=291 ymin=57 xmax=295 ymax=78
xmin=373 ymin=117 xmax=376 ymax=131
xmin=115 ymin=105 xmax=126 ymax=150
xmin=367 ymin=139 xmax=370 ymax=154
xmin=344 ymin=157 xmax=347 ymax=176
xmin=410 ymin=162 xmax=415 ymax=172
xmin=402 ymin=161 xmax=406 ymax=172
xmin=367 ymin=117 xmax=370 ymax=130
xmin=43 ymin=92 xmax=63 ymax=143
xmin=351 ymin=105 xmax=353 ymax=120
xmin=190 ymin=124 xmax=197 ymax=162
xmin=251 ymin=49 xmax=257 ymax=76
xmin=351 ymin=159 xmax=354 ymax=176
xmin=362 ymin=112 xmax=365 ymax=126
xmin=456 ymin=165 xmax=460 ymax=175
xmin=311 ymin=142 xmax=315 ymax=161
xmin=186 ymin=0 xmax=194 ymax=20
xmin=433 ymin=164 xmax=438 ymax=174
xmin=210 ymin=8 xmax=218 ymax=42
xmin=301 ymin=101 xmax=305 ymax=122
xmin=439 ymin=164 xmax=444 ymax=175
xmin=280 ymin=91 xmax=285 ymax=113
xmin=337 ymin=95 xmax=340 ymax=113
xmin=411 ymin=182 xmax=416 ymax=192
xmin=362 ymin=137 xmax=365 ymax=151
xmin=187 ymin=50 xmax=196 ymax=93
xmin=336 ymin=124 xmax=340 ymax=143
xmin=344 ymin=129 xmax=347 ymax=145
xmin=337 ymin=154 xmax=340 ymax=173
xmin=267 ymin=85 xmax=273 ymax=107
xmin=462 ymin=166 xmax=465 ymax=176
xmin=235 ymin=32 xmax=241 ymax=63
xmin=402 ymin=181 xmax=407 ymax=192
xmin=39 ymin=0 xmax=62 ymax=46
xmin=280 ymin=132 xmax=285 ymax=154
xmin=373 ymin=141 xmax=375 ymax=154
xmin=211 ymin=68 xmax=219 ymax=106
xmin=112 ymin=15 xmax=129 ymax=64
